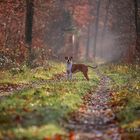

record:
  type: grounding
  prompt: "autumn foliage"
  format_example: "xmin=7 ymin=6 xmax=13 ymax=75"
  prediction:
xmin=0 ymin=0 xmax=139 ymax=69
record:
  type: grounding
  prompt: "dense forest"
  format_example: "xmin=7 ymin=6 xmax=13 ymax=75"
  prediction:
xmin=0 ymin=0 xmax=140 ymax=140
xmin=0 ymin=0 xmax=140 ymax=69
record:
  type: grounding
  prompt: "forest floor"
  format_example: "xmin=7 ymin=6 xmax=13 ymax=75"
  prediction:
xmin=0 ymin=62 xmax=140 ymax=140
xmin=64 ymin=69 xmax=121 ymax=140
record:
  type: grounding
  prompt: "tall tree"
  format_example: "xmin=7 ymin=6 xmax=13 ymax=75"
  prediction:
xmin=74 ymin=34 xmax=80 ymax=60
xmin=86 ymin=23 xmax=91 ymax=60
xmin=134 ymin=0 xmax=140 ymax=55
xmin=25 ymin=0 xmax=34 ymax=67
xmin=100 ymin=0 xmax=111 ymax=57
xmin=93 ymin=0 xmax=101 ymax=63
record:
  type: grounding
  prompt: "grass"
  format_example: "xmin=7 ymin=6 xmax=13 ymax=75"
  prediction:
xmin=0 ymin=62 xmax=99 ymax=140
xmin=102 ymin=64 xmax=140 ymax=139
xmin=0 ymin=61 xmax=65 ymax=85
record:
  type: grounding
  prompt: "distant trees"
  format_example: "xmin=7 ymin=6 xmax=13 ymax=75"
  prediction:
xmin=0 ymin=0 xmax=139 ymax=69
xmin=86 ymin=23 xmax=91 ymax=61
xmin=100 ymin=0 xmax=111 ymax=57
xmin=109 ymin=0 xmax=136 ymax=63
xmin=93 ymin=0 xmax=101 ymax=63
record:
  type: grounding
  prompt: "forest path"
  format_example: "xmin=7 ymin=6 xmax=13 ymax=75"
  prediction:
xmin=65 ymin=70 xmax=121 ymax=140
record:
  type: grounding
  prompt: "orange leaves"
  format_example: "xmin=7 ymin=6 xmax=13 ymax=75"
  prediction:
xmin=55 ymin=134 xmax=62 ymax=140
xmin=43 ymin=137 xmax=52 ymax=140
xmin=69 ymin=131 xmax=75 ymax=140
xmin=43 ymin=132 xmax=75 ymax=140
xmin=43 ymin=134 xmax=62 ymax=140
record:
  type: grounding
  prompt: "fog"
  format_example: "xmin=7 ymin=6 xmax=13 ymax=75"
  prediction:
xmin=0 ymin=0 xmax=135 ymax=69
xmin=38 ymin=0 xmax=136 ymax=64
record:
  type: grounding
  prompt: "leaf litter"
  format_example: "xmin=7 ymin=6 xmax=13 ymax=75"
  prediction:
xmin=64 ymin=70 xmax=121 ymax=140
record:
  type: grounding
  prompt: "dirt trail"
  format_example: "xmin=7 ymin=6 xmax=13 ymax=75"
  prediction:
xmin=65 ymin=70 xmax=121 ymax=140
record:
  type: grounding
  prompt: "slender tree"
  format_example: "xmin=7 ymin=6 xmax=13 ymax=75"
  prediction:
xmin=86 ymin=23 xmax=91 ymax=61
xmin=25 ymin=0 xmax=34 ymax=67
xmin=100 ymin=0 xmax=111 ymax=57
xmin=75 ymin=34 xmax=80 ymax=60
xmin=134 ymin=0 xmax=140 ymax=55
xmin=93 ymin=0 xmax=101 ymax=63
xmin=85 ymin=0 xmax=94 ymax=61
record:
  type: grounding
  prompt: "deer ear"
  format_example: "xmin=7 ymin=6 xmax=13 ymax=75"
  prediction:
xmin=65 ymin=57 xmax=68 ymax=60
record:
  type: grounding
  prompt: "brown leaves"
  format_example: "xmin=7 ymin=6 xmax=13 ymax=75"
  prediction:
xmin=43 ymin=132 xmax=75 ymax=140
xmin=43 ymin=134 xmax=62 ymax=140
xmin=43 ymin=137 xmax=52 ymax=140
xmin=50 ymin=72 xmax=66 ymax=80
xmin=109 ymin=91 xmax=128 ymax=112
xmin=55 ymin=134 xmax=62 ymax=140
xmin=0 ymin=83 xmax=22 ymax=93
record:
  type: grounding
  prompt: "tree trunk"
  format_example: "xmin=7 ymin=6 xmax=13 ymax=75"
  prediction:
xmin=75 ymin=36 xmax=80 ymax=60
xmin=100 ymin=0 xmax=111 ymax=57
xmin=25 ymin=0 xmax=34 ymax=67
xmin=93 ymin=0 xmax=101 ymax=63
xmin=134 ymin=0 xmax=140 ymax=57
xmin=86 ymin=23 xmax=91 ymax=61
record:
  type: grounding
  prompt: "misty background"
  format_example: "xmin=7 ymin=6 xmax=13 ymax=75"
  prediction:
xmin=33 ymin=0 xmax=136 ymax=63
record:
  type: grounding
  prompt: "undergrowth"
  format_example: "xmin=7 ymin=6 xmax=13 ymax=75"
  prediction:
xmin=102 ymin=64 xmax=140 ymax=139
